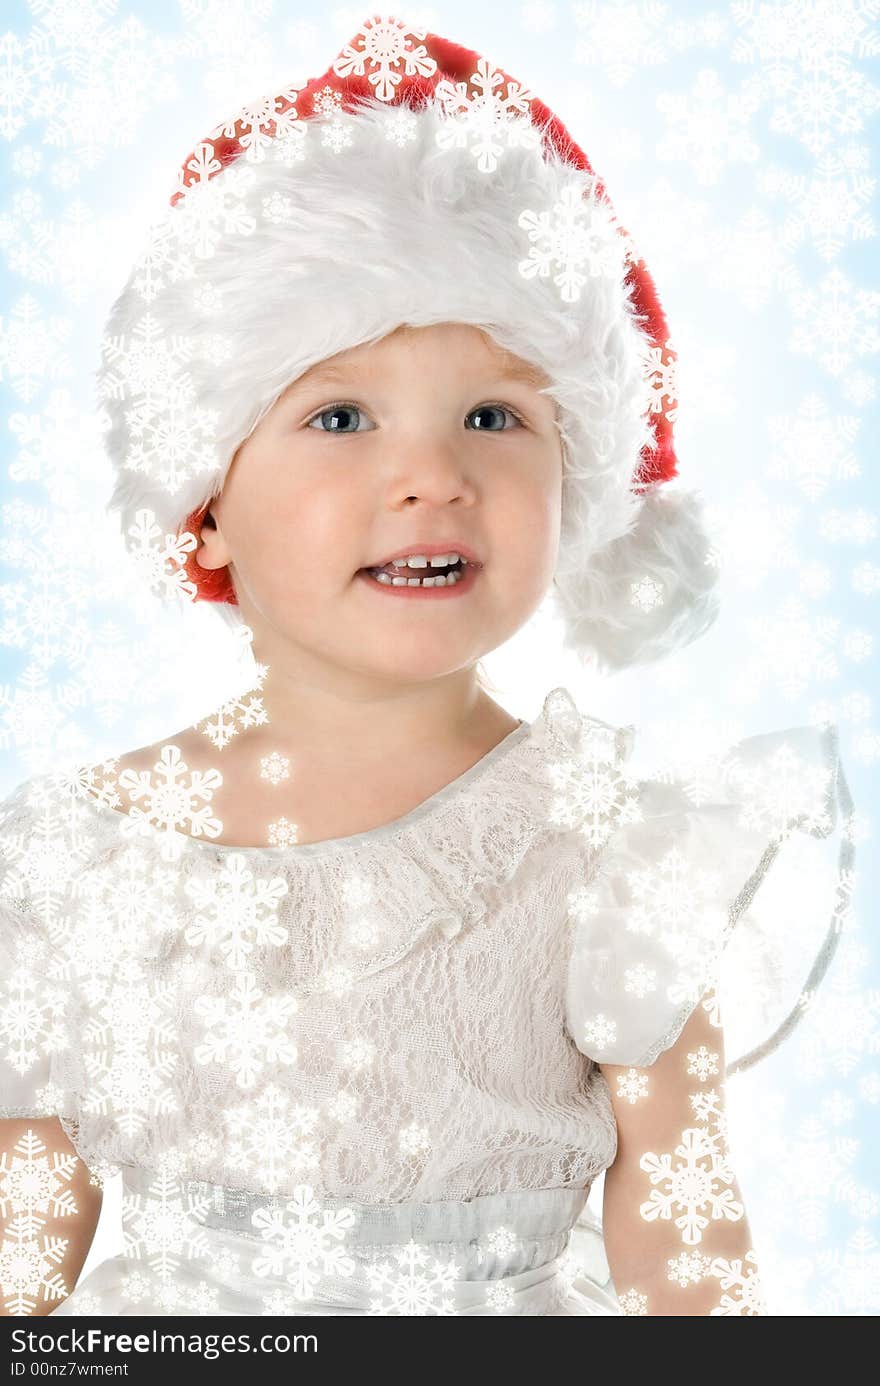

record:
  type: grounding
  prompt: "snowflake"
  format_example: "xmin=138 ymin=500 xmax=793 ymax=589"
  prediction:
xmin=122 ymin=1164 xmax=212 ymax=1283
xmin=687 ymin=1044 xmax=720 ymax=1082
xmin=69 ymin=842 xmax=177 ymax=968
xmin=128 ymin=217 xmax=192 ymax=306
xmin=615 ymin=1068 xmax=650 ymax=1105
xmin=169 ymin=146 xmax=258 ymax=260
xmin=223 ymin=1083 xmax=321 ymax=1194
xmin=630 ymin=575 xmax=665 ymax=614
xmin=195 ymin=689 xmax=270 ymax=750
xmin=789 ymin=265 xmax=880 ymax=378
xmin=434 ymin=56 xmax=539 ymax=173
xmin=642 ymin=338 xmax=680 ymax=423
xmin=184 ymin=854 xmax=289 ymax=972
xmin=398 ymin=1123 xmax=431 ymax=1158
xmin=365 ymin=1238 xmax=461 ymax=1315
xmin=667 ymin=1248 xmax=712 ymax=1287
xmin=0 ymin=29 xmax=51 ymax=141
xmin=544 ymin=720 xmax=642 ymax=849
xmin=206 ymin=83 xmax=301 ymax=164
xmin=572 ymin=0 xmax=674 ymax=86
xmin=690 ymin=1086 xmax=725 ymax=1132
xmin=122 ymin=508 xmax=199 ymax=608
xmin=311 ymin=85 xmax=344 ymax=119
xmin=518 ymin=180 xmax=628 ymax=304
xmin=0 ymin=961 xmax=68 ymax=1085
xmin=0 ymin=292 xmax=72 ymax=403
xmin=97 ymin=308 xmax=191 ymax=422
xmin=0 ymin=1215 xmax=69 ymax=1316
xmin=624 ymin=962 xmax=657 ymax=998
xmin=0 ymin=1128 xmax=78 ymax=1237
xmin=80 ymin=959 xmax=180 ymax=1139
xmin=618 ymin=1286 xmax=648 ymax=1314
xmin=260 ymin=1287 xmax=303 ymax=1315
xmin=259 ymin=751 xmax=290 ymax=785
xmin=579 ymin=1012 xmax=618 ymax=1054
xmin=709 ymin=1249 xmax=766 ymax=1315
xmin=115 ymin=744 xmax=223 ymax=861
xmin=339 ymin=872 xmax=388 ymax=952
xmin=267 ymin=816 xmax=299 ymax=848
xmin=331 ymin=17 xmax=437 ymax=102
xmin=639 ymin=1127 xmax=744 ymax=1246
xmin=814 ymin=1227 xmax=880 ymax=1316
xmin=656 ymin=68 xmax=762 ymax=186
xmin=250 ymin=1185 xmax=357 ymax=1301
xmin=122 ymin=379 xmax=222 ymax=499
xmin=757 ymin=146 xmax=875 ymax=263
xmin=193 ymin=968 xmax=298 ymax=1089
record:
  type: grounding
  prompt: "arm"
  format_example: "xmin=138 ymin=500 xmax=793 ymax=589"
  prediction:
xmin=0 ymin=1117 xmax=103 ymax=1317
xmin=599 ymin=996 xmax=765 ymax=1316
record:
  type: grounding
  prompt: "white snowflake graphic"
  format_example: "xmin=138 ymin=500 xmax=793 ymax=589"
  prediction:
xmin=194 ymin=684 xmax=270 ymax=751
xmin=434 ymin=56 xmax=539 ymax=172
xmin=331 ymin=17 xmax=437 ymax=102
xmin=223 ymin=1083 xmax=321 ymax=1195
xmin=667 ymin=1248 xmax=712 ymax=1287
xmin=0 ymin=961 xmax=68 ymax=1089
xmin=640 ymin=1127 xmax=744 ymax=1246
xmin=0 ymin=1128 xmax=78 ymax=1237
xmin=0 ymin=1214 xmax=69 ymax=1316
xmin=579 ymin=1011 xmax=618 ymax=1054
xmin=259 ymin=751 xmax=290 ymax=786
xmin=184 ymin=854 xmax=289 ymax=971
xmin=616 ymin=1068 xmax=650 ymax=1105
xmin=365 ymin=1238 xmax=461 ymax=1315
xmin=119 ymin=508 xmax=199 ymax=608
xmin=80 ymin=958 xmax=180 ymax=1138
xmin=170 ymin=147 xmax=259 ymax=260
xmin=708 ymin=1248 xmax=766 ymax=1314
xmin=546 ymin=720 xmax=642 ymax=849
xmin=193 ymin=969 xmax=298 ymax=1089
xmin=122 ymin=1163 xmax=213 ymax=1287
xmin=250 ymin=1185 xmax=357 ymax=1301
xmin=518 ymin=180 xmax=629 ymax=304
xmin=207 ymin=84 xmax=302 ymax=163
xmin=115 ymin=744 xmax=223 ymax=861
xmin=642 ymin=338 xmax=679 ymax=423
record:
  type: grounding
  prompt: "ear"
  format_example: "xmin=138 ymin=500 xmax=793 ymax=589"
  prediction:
xmin=194 ymin=505 xmax=234 ymax=572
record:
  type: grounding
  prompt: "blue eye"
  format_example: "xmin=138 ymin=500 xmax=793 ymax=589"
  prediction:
xmin=466 ymin=404 xmax=524 ymax=431
xmin=305 ymin=402 xmax=376 ymax=434
xmin=304 ymin=401 xmax=525 ymax=433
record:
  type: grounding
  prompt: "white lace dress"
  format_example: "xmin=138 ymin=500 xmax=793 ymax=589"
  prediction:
xmin=0 ymin=687 xmax=854 ymax=1317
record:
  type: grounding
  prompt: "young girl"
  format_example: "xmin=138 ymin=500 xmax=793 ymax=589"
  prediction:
xmin=0 ymin=19 xmax=854 ymax=1317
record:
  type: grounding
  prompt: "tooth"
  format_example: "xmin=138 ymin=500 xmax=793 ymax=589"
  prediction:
xmin=406 ymin=555 xmax=428 ymax=568
xmin=429 ymin=553 xmax=451 ymax=568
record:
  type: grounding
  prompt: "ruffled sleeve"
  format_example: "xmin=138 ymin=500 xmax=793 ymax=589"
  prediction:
xmin=0 ymin=774 xmax=72 ymax=1119
xmin=562 ymin=712 xmax=856 ymax=1076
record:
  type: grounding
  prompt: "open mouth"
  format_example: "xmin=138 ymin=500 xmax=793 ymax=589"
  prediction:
xmin=361 ymin=557 xmax=468 ymax=587
xmin=356 ymin=557 xmax=479 ymax=597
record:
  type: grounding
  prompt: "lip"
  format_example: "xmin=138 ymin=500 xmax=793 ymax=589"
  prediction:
xmin=356 ymin=561 xmax=481 ymax=599
xmin=360 ymin=541 xmax=483 ymax=570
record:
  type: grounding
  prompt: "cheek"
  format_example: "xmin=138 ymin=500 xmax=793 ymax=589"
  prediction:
xmin=229 ymin=471 xmax=366 ymax=588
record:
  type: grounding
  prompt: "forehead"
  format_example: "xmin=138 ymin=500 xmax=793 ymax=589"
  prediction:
xmin=289 ymin=331 xmax=551 ymax=393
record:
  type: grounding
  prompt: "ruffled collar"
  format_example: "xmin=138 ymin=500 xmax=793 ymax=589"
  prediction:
xmin=60 ymin=685 xmax=638 ymax=993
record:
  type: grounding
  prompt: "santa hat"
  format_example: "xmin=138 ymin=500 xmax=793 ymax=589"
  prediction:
xmin=96 ymin=15 xmax=720 ymax=674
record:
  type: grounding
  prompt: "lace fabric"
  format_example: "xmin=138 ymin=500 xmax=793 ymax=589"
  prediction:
xmin=0 ymin=684 xmax=856 ymax=1315
xmin=0 ymin=688 xmax=620 ymax=1202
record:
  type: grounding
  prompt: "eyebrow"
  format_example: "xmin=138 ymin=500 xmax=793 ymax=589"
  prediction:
xmin=292 ymin=356 xmax=550 ymax=392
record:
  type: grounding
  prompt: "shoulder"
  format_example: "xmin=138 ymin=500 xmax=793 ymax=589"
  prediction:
xmin=80 ymin=724 xmax=227 ymax=810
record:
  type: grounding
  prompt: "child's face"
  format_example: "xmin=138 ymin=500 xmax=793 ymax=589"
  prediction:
xmin=197 ymin=322 xmax=563 ymax=689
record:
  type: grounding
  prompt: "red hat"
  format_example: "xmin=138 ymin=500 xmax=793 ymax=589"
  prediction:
xmin=99 ymin=15 xmax=715 ymax=676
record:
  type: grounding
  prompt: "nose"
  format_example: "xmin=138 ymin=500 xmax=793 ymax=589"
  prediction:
xmin=389 ymin=441 xmax=477 ymax=505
